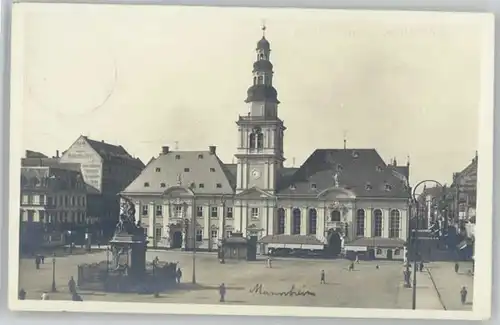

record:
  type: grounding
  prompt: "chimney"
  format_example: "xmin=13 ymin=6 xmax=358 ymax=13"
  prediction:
xmin=209 ymin=146 xmax=216 ymax=155
xmin=56 ymin=150 xmax=60 ymax=158
xmin=161 ymin=146 xmax=170 ymax=155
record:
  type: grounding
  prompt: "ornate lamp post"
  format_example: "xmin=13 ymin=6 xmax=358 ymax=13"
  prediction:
xmin=51 ymin=253 xmax=57 ymax=292
xmin=408 ymin=179 xmax=444 ymax=310
xmin=189 ymin=182 xmax=197 ymax=284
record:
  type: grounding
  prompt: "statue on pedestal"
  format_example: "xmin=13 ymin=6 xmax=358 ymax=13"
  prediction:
xmin=333 ymin=173 xmax=339 ymax=188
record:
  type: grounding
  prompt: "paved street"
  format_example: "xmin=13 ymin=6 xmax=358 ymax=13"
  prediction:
xmin=18 ymin=250 xmax=472 ymax=310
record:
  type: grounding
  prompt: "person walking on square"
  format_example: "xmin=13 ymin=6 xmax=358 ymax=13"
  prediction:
xmin=455 ymin=262 xmax=460 ymax=273
xmin=68 ymin=276 xmax=76 ymax=294
xmin=41 ymin=255 xmax=45 ymax=264
xmin=35 ymin=256 xmax=41 ymax=270
xmin=355 ymin=254 xmax=359 ymax=264
xmin=419 ymin=261 xmax=424 ymax=272
xmin=348 ymin=261 xmax=354 ymax=271
xmin=460 ymin=286 xmax=468 ymax=305
xmin=41 ymin=292 xmax=49 ymax=300
xmin=219 ymin=283 xmax=226 ymax=302
xmin=176 ymin=268 xmax=183 ymax=284
xmin=320 ymin=270 xmax=326 ymax=284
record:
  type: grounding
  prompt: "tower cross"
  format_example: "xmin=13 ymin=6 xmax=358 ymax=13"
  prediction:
xmin=261 ymin=19 xmax=267 ymax=36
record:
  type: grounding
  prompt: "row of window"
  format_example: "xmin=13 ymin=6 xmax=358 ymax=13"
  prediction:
xmin=288 ymin=183 xmax=393 ymax=192
xmin=153 ymin=228 xmax=233 ymax=242
xmin=22 ymin=210 xmax=87 ymax=224
xmin=144 ymin=182 xmax=223 ymax=189
xmin=155 ymin=167 xmax=217 ymax=173
xmin=21 ymin=194 xmax=86 ymax=207
xmin=276 ymin=208 xmax=402 ymax=238
xmin=143 ymin=205 xmax=237 ymax=219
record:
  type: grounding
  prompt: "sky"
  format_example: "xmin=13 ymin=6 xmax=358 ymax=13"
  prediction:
xmin=13 ymin=4 xmax=491 ymax=186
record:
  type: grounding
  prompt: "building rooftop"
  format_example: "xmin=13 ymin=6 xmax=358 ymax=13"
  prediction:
xmin=277 ymin=149 xmax=410 ymax=198
xmin=122 ymin=146 xmax=234 ymax=195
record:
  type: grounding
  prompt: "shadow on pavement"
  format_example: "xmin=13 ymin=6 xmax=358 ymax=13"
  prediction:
xmin=173 ymin=283 xmax=246 ymax=292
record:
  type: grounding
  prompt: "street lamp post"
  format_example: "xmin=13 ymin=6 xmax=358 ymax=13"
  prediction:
xmin=51 ymin=253 xmax=57 ymax=292
xmin=190 ymin=190 xmax=197 ymax=284
xmin=409 ymin=179 xmax=444 ymax=310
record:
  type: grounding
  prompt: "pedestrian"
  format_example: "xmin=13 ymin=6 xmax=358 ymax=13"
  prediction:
xmin=219 ymin=283 xmax=226 ymax=302
xmin=35 ymin=256 xmax=40 ymax=270
xmin=320 ymin=270 xmax=326 ymax=284
xmin=348 ymin=261 xmax=354 ymax=271
xmin=266 ymin=257 xmax=272 ymax=268
xmin=419 ymin=261 xmax=424 ymax=272
xmin=41 ymin=292 xmax=49 ymax=300
xmin=68 ymin=276 xmax=76 ymax=294
xmin=41 ymin=255 xmax=45 ymax=264
xmin=18 ymin=288 xmax=26 ymax=300
xmin=176 ymin=268 xmax=183 ymax=284
xmin=455 ymin=262 xmax=459 ymax=273
xmin=460 ymin=286 xmax=468 ymax=305
xmin=97 ymin=240 xmax=101 ymax=249
xmin=376 ymin=264 xmax=380 ymax=270
xmin=355 ymin=254 xmax=359 ymax=264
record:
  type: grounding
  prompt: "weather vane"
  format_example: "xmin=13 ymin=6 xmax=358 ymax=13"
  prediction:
xmin=261 ymin=19 xmax=267 ymax=36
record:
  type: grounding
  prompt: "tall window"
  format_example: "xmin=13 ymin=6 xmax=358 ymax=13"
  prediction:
xmin=257 ymin=75 xmax=264 ymax=84
xmin=374 ymin=209 xmax=383 ymax=237
xmin=226 ymin=207 xmax=233 ymax=218
xmin=257 ymin=133 xmax=264 ymax=149
xmin=155 ymin=205 xmax=162 ymax=216
xmin=330 ymin=210 xmax=341 ymax=222
xmin=356 ymin=209 xmax=365 ymax=237
xmin=196 ymin=229 xmax=203 ymax=242
xmin=277 ymin=208 xmax=285 ymax=234
xmin=196 ymin=206 xmax=203 ymax=217
xmin=389 ymin=209 xmax=401 ymax=238
xmin=142 ymin=205 xmax=148 ymax=216
xmin=308 ymin=209 xmax=317 ymax=235
xmin=292 ymin=208 xmax=301 ymax=235
xmin=155 ymin=228 xmax=162 ymax=238
xmin=174 ymin=205 xmax=183 ymax=218
xmin=251 ymin=207 xmax=259 ymax=219
xmin=211 ymin=207 xmax=218 ymax=218
xmin=249 ymin=133 xmax=256 ymax=148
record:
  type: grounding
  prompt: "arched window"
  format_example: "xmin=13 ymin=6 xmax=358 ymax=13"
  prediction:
xmin=277 ymin=208 xmax=285 ymax=234
xmin=257 ymin=76 xmax=264 ymax=84
xmin=259 ymin=53 xmax=265 ymax=60
xmin=374 ymin=209 xmax=383 ymax=237
xmin=356 ymin=209 xmax=365 ymax=237
xmin=389 ymin=209 xmax=401 ymax=238
xmin=256 ymin=133 xmax=264 ymax=149
xmin=330 ymin=210 xmax=341 ymax=222
xmin=253 ymin=76 xmax=257 ymax=85
xmin=292 ymin=208 xmax=301 ymax=235
xmin=249 ymin=133 xmax=256 ymax=149
xmin=308 ymin=209 xmax=317 ymax=235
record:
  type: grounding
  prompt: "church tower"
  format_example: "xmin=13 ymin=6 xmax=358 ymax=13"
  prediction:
xmin=235 ymin=25 xmax=286 ymax=194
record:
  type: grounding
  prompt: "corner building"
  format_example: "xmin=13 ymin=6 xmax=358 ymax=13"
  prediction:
xmin=122 ymin=29 xmax=411 ymax=260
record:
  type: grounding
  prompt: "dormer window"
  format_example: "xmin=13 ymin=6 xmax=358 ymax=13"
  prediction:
xmin=155 ymin=168 xmax=161 ymax=172
xmin=184 ymin=168 xmax=190 ymax=172
xmin=199 ymin=183 xmax=205 ymax=188
xmin=144 ymin=182 xmax=150 ymax=187
xmin=365 ymin=183 xmax=372 ymax=191
xmin=198 ymin=154 xmax=204 ymax=159
xmin=216 ymin=183 xmax=222 ymax=188
xmin=352 ymin=151 xmax=359 ymax=158
xmin=210 ymin=168 xmax=216 ymax=172
xmin=376 ymin=166 xmax=383 ymax=172
xmin=160 ymin=183 xmax=166 ymax=188
xmin=311 ymin=183 xmax=317 ymax=189
xmin=385 ymin=184 xmax=392 ymax=192
xmin=175 ymin=155 xmax=181 ymax=160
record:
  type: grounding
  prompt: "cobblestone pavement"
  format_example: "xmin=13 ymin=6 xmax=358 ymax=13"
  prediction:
xmin=425 ymin=261 xmax=474 ymax=311
xmin=18 ymin=251 xmax=446 ymax=309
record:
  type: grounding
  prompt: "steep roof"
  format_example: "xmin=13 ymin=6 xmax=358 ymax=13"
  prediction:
xmin=83 ymin=136 xmax=145 ymax=169
xmin=20 ymin=166 xmax=99 ymax=194
xmin=277 ymin=149 xmax=410 ymax=198
xmin=122 ymin=149 xmax=234 ymax=195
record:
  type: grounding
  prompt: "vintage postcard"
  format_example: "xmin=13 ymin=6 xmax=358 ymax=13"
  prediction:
xmin=8 ymin=3 xmax=494 ymax=321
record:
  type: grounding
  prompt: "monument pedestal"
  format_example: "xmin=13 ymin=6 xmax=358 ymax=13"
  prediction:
xmin=110 ymin=233 xmax=146 ymax=278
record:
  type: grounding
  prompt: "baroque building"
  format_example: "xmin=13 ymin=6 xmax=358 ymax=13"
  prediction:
xmin=121 ymin=27 xmax=411 ymax=260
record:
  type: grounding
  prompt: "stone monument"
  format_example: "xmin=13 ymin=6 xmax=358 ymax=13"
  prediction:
xmin=109 ymin=196 xmax=147 ymax=278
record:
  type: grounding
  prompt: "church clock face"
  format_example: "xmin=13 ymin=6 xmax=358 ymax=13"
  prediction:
xmin=251 ymin=169 xmax=261 ymax=179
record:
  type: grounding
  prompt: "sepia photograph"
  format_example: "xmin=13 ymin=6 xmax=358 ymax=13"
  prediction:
xmin=8 ymin=3 xmax=494 ymax=320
